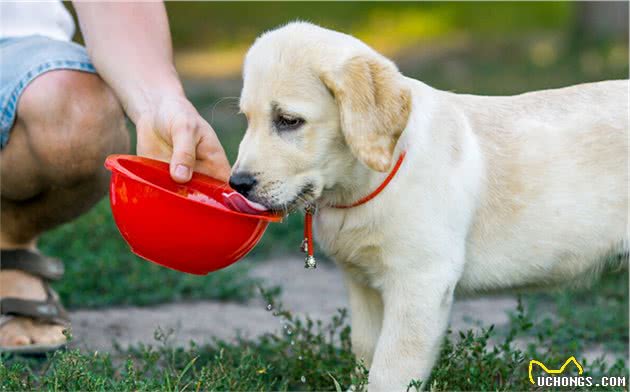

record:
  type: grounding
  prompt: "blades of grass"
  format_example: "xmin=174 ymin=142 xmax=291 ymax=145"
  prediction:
xmin=174 ymin=356 xmax=198 ymax=392
xmin=328 ymin=372 xmax=342 ymax=392
xmin=164 ymin=371 xmax=172 ymax=392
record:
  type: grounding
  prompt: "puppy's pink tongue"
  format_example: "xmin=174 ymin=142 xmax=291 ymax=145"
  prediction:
xmin=221 ymin=191 xmax=268 ymax=214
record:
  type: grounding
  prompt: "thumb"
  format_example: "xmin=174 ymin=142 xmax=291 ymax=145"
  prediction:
xmin=170 ymin=127 xmax=197 ymax=183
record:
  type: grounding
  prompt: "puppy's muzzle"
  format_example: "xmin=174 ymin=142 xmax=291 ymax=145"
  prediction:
xmin=229 ymin=171 xmax=257 ymax=198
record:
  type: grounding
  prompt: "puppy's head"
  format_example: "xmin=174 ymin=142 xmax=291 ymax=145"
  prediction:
xmin=232 ymin=22 xmax=411 ymax=212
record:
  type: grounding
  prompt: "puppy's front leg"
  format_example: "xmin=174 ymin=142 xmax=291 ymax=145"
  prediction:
xmin=344 ymin=273 xmax=384 ymax=367
xmin=368 ymin=262 xmax=459 ymax=391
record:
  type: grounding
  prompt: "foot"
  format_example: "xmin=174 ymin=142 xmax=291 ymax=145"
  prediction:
xmin=0 ymin=270 xmax=66 ymax=347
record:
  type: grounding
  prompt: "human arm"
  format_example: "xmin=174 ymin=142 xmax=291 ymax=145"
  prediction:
xmin=73 ymin=2 xmax=230 ymax=182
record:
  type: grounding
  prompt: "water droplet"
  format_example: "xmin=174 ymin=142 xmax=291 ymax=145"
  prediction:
xmin=290 ymin=340 xmax=295 ymax=346
xmin=266 ymin=304 xmax=273 ymax=311
xmin=298 ymin=355 xmax=303 ymax=361
xmin=300 ymin=375 xmax=306 ymax=383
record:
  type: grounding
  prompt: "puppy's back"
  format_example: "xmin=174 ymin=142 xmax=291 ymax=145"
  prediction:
xmin=456 ymin=80 xmax=628 ymax=293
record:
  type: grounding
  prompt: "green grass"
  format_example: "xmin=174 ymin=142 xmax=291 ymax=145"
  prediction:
xmin=2 ymin=289 xmax=627 ymax=391
xmin=164 ymin=2 xmax=573 ymax=51
xmin=522 ymin=270 xmax=629 ymax=355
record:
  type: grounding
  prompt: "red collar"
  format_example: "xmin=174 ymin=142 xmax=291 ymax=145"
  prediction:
xmin=301 ymin=152 xmax=406 ymax=269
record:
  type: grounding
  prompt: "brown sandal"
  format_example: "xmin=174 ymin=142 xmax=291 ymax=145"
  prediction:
xmin=0 ymin=249 xmax=69 ymax=354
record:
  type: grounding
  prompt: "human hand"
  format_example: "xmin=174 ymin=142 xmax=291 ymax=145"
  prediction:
xmin=135 ymin=95 xmax=230 ymax=183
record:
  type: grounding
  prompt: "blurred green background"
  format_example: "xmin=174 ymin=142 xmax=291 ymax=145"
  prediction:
xmin=48 ymin=1 xmax=628 ymax=309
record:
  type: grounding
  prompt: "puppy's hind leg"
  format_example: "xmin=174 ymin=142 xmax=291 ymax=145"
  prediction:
xmin=344 ymin=273 xmax=384 ymax=367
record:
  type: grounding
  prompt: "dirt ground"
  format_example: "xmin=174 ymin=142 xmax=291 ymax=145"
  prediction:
xmin=69 ymin=257 xmax=620 ymax=364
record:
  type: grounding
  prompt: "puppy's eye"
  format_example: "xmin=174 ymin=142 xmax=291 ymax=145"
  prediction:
xmin=274 ymin=115 xmax=305 ymax=131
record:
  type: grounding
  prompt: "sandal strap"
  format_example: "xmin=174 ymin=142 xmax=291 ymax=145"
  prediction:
xmin=0 ymin=315 xmax=15 ymax=329
xmin=0 ymin=249 xmax=64 ymax=280
xmin=0 ymin=285 xmax=69 ymax=326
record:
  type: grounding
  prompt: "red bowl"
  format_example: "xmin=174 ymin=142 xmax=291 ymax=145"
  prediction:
xmin=104 ymin=155 xmax=282 ymax=275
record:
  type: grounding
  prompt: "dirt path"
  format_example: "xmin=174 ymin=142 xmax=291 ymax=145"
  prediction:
xmin=69 ymin=257 xmax=620 ymax=364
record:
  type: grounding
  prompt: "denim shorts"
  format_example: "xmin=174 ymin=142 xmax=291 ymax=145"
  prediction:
xmin=0 ymin=35 xmax=96 ymax=149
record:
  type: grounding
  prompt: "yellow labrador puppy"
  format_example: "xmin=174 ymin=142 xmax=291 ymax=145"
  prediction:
xmin=230 ymin=22 xmax=628 ymax=390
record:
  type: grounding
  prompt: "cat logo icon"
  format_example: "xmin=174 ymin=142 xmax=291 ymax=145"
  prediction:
xmin=528 ymin=356 xmax=583 ymax=384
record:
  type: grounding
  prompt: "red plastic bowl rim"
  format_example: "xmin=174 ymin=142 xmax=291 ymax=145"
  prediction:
xmin=105 ymin=154 xmax=283 ymax=223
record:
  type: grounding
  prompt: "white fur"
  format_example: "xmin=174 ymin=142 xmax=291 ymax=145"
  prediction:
xmin=234 ymin=22 xmax=629 ymax=390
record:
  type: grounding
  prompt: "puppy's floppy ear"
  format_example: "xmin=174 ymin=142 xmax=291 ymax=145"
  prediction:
xmin=320 ymin=55 xmax=411 ymax=172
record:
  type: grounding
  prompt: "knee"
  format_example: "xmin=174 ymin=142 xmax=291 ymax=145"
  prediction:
xmin=19 ymin=70 xmax=130 ymax=185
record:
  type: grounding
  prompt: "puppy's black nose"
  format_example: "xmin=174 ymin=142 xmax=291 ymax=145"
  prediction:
xmin=229 ymin=172 xmax=257 ymax=197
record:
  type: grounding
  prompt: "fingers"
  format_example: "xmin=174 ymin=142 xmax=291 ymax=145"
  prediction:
xmin=136 ymin=115 xmax=171 ymax=162
xmin=134 ymin=101 xmax=231 ymax=183
xmin=195 ymin=126 xmax=231 ymax=182
xmin=171 ymin=121 xmax=232 ymax=183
